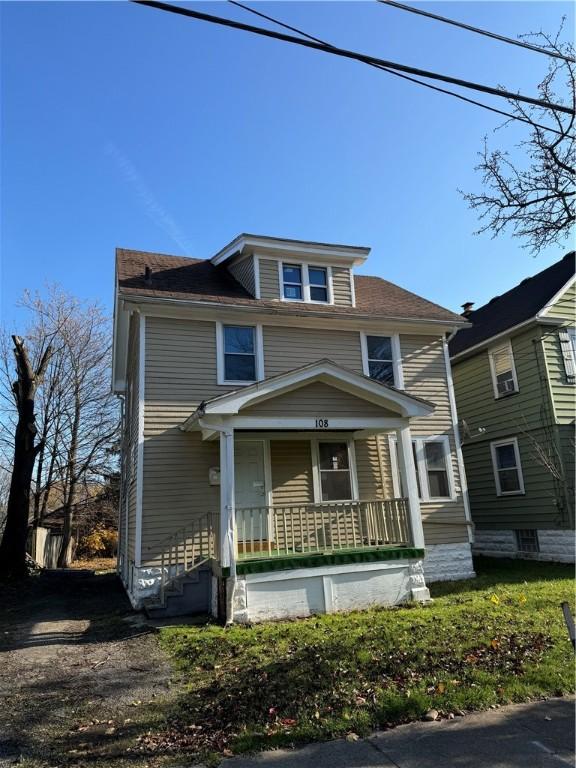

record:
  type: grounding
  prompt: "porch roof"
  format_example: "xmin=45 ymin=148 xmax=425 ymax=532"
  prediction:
xmin=180 ymin=359 xmax=434 ymax=431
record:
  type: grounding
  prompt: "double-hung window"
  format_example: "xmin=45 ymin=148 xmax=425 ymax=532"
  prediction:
xmin=220 ymin=325 xmax=258 ymax=384
xmin=318 ymin=442 xmax=353 ymax=501
xmin=490 ymin=438 xmax=524 ymax=495
xmin=309 ymin=267 xmax=328 ymax=302
xmin=282 ymin=264 xmax=303 ymax=300
xmin=390 ymin=435 xmax=453 ymax=501
xmin=488 ymin=342 xmax=518 ymax=398
xmin=281 ymin=263 xmax=331 ymax=303
xmin=364 ymin=335 xmax=395 ymax=385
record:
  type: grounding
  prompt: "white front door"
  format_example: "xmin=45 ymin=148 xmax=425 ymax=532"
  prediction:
xmin=235 ymin=441 xmax=268 ymax=541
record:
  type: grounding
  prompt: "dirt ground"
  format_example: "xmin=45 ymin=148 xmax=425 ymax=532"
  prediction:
xmin=0 ymin=571 xmax=173 ymax=767
xmin=69 ymin=557 xmax=117 ymax=571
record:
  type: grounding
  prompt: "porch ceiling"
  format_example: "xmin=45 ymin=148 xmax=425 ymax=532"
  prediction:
xmin=180 ymin=359 xmax=434 ymax=432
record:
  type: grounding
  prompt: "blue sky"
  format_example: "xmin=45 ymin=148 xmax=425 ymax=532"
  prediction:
xmin=1 ymin=1 xmax=574 ymax=328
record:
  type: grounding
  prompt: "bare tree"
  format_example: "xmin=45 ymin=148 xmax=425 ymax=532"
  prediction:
xmin=463 ymin=26 xmax=575 ymax=253
xmin=0 ymin=337 xmax=52 ymax=579
xmin=0 ymin=287 xmax=119 ymax=572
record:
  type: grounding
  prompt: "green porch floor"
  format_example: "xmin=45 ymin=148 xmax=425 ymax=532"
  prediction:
xmin=233 ymin=546 xmax=424 ymax=575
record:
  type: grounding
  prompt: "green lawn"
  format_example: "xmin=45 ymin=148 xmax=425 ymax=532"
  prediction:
xmin=155 ymin=558 xmax=575 ymax=761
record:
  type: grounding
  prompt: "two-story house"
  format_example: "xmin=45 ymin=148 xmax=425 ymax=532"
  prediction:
xmin=449 ymin=253 xmax=575 ymax=564
xmin=112 ymin=234 xmax=474 ymax=622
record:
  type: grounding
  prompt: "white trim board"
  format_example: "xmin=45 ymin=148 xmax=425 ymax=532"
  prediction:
xmin=490 ymin=437 xmax=525 ymax=496
xmin=135 ymin=313 xmax=145 ymax=567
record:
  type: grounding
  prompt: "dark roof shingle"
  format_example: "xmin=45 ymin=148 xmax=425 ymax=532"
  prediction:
xmin=449 ymin=252 xmax=575 ymax=357
xmin=116 ymin=248 xmax=464 ymax=324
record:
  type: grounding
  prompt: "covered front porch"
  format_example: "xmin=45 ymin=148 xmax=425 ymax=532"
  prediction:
xmin=179 ymin=360 xmax=434 ymax=621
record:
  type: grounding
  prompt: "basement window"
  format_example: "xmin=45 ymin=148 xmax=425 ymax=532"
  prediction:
xmin=515 ymin=529 xmax=539 ymax=554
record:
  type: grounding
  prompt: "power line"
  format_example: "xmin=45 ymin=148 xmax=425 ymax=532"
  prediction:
xmin=228 ymin=0 xmax=563 ymax=136
xmin=133 ymin=1 xmax=575 ymax=116
xmin=378 ymin=0 xmax=576 ymax=64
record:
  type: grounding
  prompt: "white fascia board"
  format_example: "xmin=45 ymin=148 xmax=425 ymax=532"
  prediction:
xmin=202 ymin=362 xmax=434 ymax=418
xmin=211 ymin=234 xmax=371 ymax=267
xmin=119 ymin=293 xmax=467 ymax=334
xmin=112 ymin=289 xmax=129 ymax=394
xmin=537 ymin=274 xmax=576 ymax=318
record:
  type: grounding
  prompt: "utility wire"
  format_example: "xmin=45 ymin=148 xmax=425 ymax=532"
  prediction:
xmin=378 ymin=0 xmax=576 ymax=64
xmin=228 ymin=0 xmax=563 ymax=136
xmin=133 ymin=1 xmax=575 ymax=116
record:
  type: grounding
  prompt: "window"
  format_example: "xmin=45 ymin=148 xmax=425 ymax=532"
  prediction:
xmin=488 ymin=342 xmax=518 ymax=398
xmin=365 ymin=335 xmax=395 ymax=385
xmin=309 ymin=267 xmax=328 ymax=302
xmin=280 ymin=263 xmax=331 ymax=303
xmin=217 ymin=324 xmax=263 ymax=385
xmin=282 ymin=264 xmax=303 ymax=300
xmin=318 ymin=442 xmax=353 ymax=501
xmin=424 ymin=441 xmax=450 ymax=498
xmin=515 ymin=529 xmax=539 ymax=554
xmin=490 ymin=438 xmax=524 ymax=495
xmin=559 ymin=328 xmax=576 ymax=384
xmin=390 ymin=435 xmax=453 ymax=501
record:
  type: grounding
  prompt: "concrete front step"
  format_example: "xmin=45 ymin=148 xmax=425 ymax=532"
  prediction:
xmin=144 ymin=567 xmax=212 ymax=618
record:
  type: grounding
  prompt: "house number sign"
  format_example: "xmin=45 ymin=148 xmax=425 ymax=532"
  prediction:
xmin=315 ymin=418 xmax=329 ymax=429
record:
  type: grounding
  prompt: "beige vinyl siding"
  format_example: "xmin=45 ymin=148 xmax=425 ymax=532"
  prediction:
xmin=397 ymin=334 xmax=469 ymax=544
xmin=228 ymin=256 xmax=256 ymax=297
xmin=331 ymin=267 xmax=353 ymax=306
xmin=259 ymin=258 xmax=280 ymax=300
xmin=263 ymin=326 xmax=363 ymax=376
xmin=142 ymin=316 xmax=226 ymax=561
xmin=242 ymin=381 xmax=395 ymax=418
xmin=355 ymin=437 xmax=390 ymax=500
xmin=139 ymin=314 xmax=470 ymax=555
xmin=270 ymin=440 xmax=314 ymax=505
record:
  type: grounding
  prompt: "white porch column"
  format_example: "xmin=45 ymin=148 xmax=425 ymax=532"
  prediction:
xmin=396 ymin=422 xmax=425 ymax=550
xmin=219 ymin=427 xmax=236 ymax=572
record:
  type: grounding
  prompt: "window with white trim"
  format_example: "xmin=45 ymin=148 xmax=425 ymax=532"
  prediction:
xmin=559 ymin=327 xmax=576 ymax=384
xmin=490 ymin=438 xmax=524 ymax=495
xmin=282 ymin=264 xmax=303 ymax=300
xmin=365 ymin=335 xmax=395 ymax=385
xmin=217 ymin=324 xmax=263 ymax=385
xmin=488 ymin=342 xmax=518 ymax=398
xmin=390 ymin=435 xmax=453 ymax=501
xmin=280 ymin=262 xmax=331 ymax=303
xmin=318 ymin=441 xmax=353 ymax=501
xmin=309 ymin=267 xmax=328 ymax=302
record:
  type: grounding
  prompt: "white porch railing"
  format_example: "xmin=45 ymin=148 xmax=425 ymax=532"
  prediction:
xmin=235 ymin=498 xmax=411 ymax=560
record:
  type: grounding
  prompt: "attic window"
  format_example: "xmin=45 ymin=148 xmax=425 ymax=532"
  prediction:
xmin=280 ymin=263 xmax=331 ymax=303
xmin=488 ymin=342 xmax=518 ymax=398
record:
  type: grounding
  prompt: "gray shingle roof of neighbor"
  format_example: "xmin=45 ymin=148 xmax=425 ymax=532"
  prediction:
xmin=115 ymin=248 xmax=466 ymax=324
xmin=449 ymin=251 xmax=576 ymax=358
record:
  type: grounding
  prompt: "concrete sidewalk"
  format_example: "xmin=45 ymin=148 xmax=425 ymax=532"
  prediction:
xmin=223 ymin=697 xmax=575 ymax=768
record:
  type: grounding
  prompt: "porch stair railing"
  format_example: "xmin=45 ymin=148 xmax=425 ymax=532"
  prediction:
xmin=235 ymin=498 xmax=411 ymax=560
xmin=144 ymin=511 xmax=219 ymax=608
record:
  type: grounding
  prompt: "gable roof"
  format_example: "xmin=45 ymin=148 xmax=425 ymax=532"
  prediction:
xmin=449 ymin=252 xmax=575 ymax=358
xmin=180 ymin=359 xmax=434 ymax=431
xmin=116 ymin=248 xmax=465 ymax=325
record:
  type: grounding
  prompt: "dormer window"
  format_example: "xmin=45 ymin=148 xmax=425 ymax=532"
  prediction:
xmin=280 ymin=262 xmax=332 ymax=303
xmin=309 ymin=267 xmax=328 ymax=302
xmin=282 ymin=264 xmax=303 ymax=300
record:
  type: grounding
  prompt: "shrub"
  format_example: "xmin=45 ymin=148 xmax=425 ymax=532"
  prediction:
xmin=78 ymin=525 xmax=118 ymax=558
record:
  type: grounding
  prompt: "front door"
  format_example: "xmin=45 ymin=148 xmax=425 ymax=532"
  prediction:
xmin=235 ymin=441 xmax=268 ymax=541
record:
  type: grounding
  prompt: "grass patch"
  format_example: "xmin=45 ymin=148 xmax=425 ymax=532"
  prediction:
xmin=154 ymin=558 xmax=575 ymax=761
